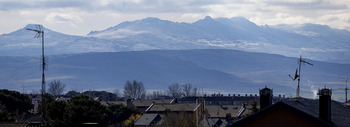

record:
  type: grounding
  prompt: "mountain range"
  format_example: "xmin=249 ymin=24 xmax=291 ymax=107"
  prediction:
xmin=1 ymin=16 xmax=350 ymax=64
xmin=1 ymin=49 xmax=349 ymax=100
xmin=1 ymin=16 xmax=350 ymax=100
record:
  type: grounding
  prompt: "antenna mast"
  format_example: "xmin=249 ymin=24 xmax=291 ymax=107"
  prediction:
xmin=289 ymin=55 xmax=313 ymax=98
xmin=26 ymin=25 xmax=46 ymax=122
xmin=346 ymin=77 xmax=349 ymax=103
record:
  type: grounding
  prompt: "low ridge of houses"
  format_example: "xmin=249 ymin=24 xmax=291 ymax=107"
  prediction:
xmin=24 ymin=86 xmax=350 ymax=127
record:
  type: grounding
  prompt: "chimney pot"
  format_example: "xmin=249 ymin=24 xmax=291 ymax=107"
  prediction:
xmin=259 ymin=87 xmax=273 ymax=109
xmin=318 ymin=87 xmax=332 ymax=122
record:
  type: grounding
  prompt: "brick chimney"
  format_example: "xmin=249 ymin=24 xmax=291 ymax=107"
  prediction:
xmin=317 ymin=87 xmax=332 ymax=122
xmin=259 ymin=86 xmax=273 ymax=109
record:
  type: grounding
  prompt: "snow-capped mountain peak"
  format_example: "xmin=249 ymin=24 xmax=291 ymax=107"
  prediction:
xmin=1 ymin=16 xmax=350 ymax=63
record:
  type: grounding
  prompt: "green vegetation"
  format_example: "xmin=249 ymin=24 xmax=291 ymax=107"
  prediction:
xmin=106 ymin=104 xmax=141 ymax=126
xmin=0 ymin=87 xmax=141 ymax=126
xmin=65 ymin=90 xmax=118 ymax=101
xmin=0 ymin=89 xmax=32 ymax=122
xmin=82 ymin=91 xmax=117 ymax=101
xmin=45 ymin=100 xmax=66 ymax=126
xmin=65 ymin=95 xmax=107 ymax=126
xmin=123 ymin=114 xmax=141 ymax=127
xmin=65 ymin=90 xmax=81 ymax=97
xmin=45 ymin=95 xmax=140 ymax=127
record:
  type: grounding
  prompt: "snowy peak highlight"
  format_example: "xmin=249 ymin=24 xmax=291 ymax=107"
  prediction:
xmin=0 ymin=24 xmax=115 ymax=56
xmin=88 ymin=17 xmax=189 ymax=39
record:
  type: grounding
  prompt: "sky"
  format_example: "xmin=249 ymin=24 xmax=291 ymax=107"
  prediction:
xmin=0 ymin=0 xmax=350 ymax=36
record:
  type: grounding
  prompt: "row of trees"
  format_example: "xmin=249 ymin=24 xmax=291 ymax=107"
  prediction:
xmin=122 ymin=81 xmax=200 ymax=99
xmin=0 ymin=89 xmax=141 ymax=126
xmin=168 ymin=83 xmax=199 ymax=98
xmin=45 ymin=94 xmax=140 ymax=127
xmin=44 ymin=80 xmax=200 ymax=100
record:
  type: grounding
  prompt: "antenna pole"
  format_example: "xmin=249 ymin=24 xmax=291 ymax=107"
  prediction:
xmin=346 ymin=77 xmax=348 ymax=103
xmin=297 ymin=56 xmax=301 ymax=98
xmin=41 ymin=31 xmax=46 ymax=123
xmin=42 ymin=31 xmax=45 ymax=94
xmin=26 ymin=25 xmax=46 ymax=124
xmin=293 ymin=55 xmax=313 ymax=98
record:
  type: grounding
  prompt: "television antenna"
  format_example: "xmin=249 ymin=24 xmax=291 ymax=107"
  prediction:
xmin=26 ymin=25 xmax=46 ymax=93
xmin=345 ymin=77 xmax=349 ymax=103
xmin=341 ymin=77 xmax=349 ymax=103
xmin=334 ymin=77 xmax=349 ymax=103
xmin=26 ymin=24 xmax=47 ymax=122
xmin=289 ymin=55 xmax=313 ymax=98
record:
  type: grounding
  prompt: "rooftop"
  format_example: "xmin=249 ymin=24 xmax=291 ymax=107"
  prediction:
xmin=205 ymin=105 xmax=250 ymax=118
xmin=147 ymin=103 xmax=199 ymax=112
xmin=134 ymin=114 xmax=164 ymax=126
xmin=282 ymin=98 xmax=350 ymax=127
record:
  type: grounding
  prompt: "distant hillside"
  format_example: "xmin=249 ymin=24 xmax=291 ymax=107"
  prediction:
xmin=0 ymin=24 xmax=116 ymax=56
xmin=1 ymin=49 xmax=349 ymax=100
xmin=1 ymin=17 xmax=350 ymax=63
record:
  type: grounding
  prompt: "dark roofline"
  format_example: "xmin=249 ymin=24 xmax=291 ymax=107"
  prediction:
xmin=230 ymin=101 xmax=335 ymax=127
xmin=134 ymin=113 xmax=160 ymax=125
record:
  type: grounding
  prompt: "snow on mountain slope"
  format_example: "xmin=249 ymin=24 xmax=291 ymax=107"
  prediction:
xmin=1 ymin=17 xmax=350 ymax=63
xmin=0 ymin=24 xmax=116 ymax=56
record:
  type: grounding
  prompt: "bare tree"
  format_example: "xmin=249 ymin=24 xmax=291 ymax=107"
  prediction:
xmin=114 ymin=89 xmax=121 ymax=98
xmin=192 ymin=87 xmax=198 ymax=97
xmin=149 ymin=90 xmax=164 ymax=99
xmin=168 ymin=83 xmax=182 ymax=98
xmin=48 ymin=80 xmax=66 ymax=96
xmin=123 ymin=80 xmax=146 ymax=99
xmin=182 ymin=84 xmax=192 ymax=97
xmin=31 ymin=89 xmax=39 ymax=94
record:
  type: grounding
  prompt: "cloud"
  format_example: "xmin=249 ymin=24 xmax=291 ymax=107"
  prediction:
xmin=23 ymin=76 xmax=75 ymax=82
xmin=0 ymin=0 xmax=347 ymax=13
xmin=0 ymin=0 xmax=212 ymax=13
xmin=0 ymin=0 xmax=350 ymax=35
xmin=264 ymin=0 xmax=347 ymax=10
xmin=0 ymin=0 xmax=85 ymax=11
xmin=45 ymin=12 xmax=83 ymax=23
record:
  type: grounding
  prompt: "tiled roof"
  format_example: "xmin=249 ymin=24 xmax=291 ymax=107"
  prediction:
xmin=205 ymin=105 xmax=249 ymax=118
xmin=100 ymin=101 xmax=126 ymax=106
xmin=132 ymin=100 xmax=172 ymax=107
xmin=282 ymin=98 xmax=350 ymax=127
xmin=134 ymin=114 xmax=159 ymax=126
xmin=180 ymin=96 xmax=258 ymax=102
xmin=147 ymin=103 xmax=199 ymax=112
xmin=134 ymin=114 xmax=164 ymax=126
xmin=230 ymin=101 xmax=335 ymax=127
